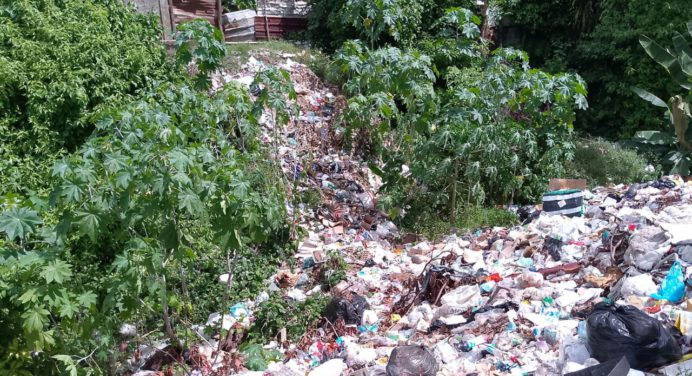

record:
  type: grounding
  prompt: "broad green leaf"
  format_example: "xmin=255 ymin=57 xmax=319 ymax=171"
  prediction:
xmin=21 ymin=306 xmax=49 ymax=333
xmin=668 ymin=152 xmax=691 ymax=175
xmin=632 ymin=87 xmax=668 ymax=108
xmin=52 ymin=160 xmax=71 ymax=178
xmin=672 ymin=32 xmax=692 ymax=59
xmin=178 ymin=190 xmax=205 ymax=217
xmin=77 ymin=291 xmax=97 ymax=308
xmin=75 ymin=210 xmax=100 ymax=242
xmin=52 ymin=355 xmax=78 ymax=376
xmin=0 ymin=207 xmax=42 ymax=241
xmin=18 ymin=288 xmax=38 ymax=304
xmin=41 ymin=260 xmax=73 ymax=284
xmin=58 ymin=300 xmax=79 ymax=318
xmin=640 ymin=35 xmax=691 ymax=89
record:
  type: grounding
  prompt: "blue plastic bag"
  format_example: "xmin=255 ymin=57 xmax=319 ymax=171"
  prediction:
xmin=651 ymin=260 xmax=686 ymax=302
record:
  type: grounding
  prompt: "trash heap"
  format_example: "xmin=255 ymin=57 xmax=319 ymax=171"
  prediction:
xmin=246 ymin=175 xmax=690 ymax=376
xmin=134 ymin=55 xmax=692 ymax=376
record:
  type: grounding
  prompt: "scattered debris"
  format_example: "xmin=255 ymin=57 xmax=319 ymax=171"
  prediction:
xmin=132 ymin=53 xmax=692 ymax=375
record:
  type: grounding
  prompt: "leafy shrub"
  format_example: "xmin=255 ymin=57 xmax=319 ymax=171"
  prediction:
xmin=341 ymin=0 xmax=425 ymax=47
xmin=0 ymin=44 xmax=296 ymax=375
xmin=337 ymin=41 xmax=586 ymax=218
xmin=632 ymin=22 xmax=692 ymax=175
xmin=505 ymin=0 xmax=690 ymax=139
xmin=306 ymin=0 xmax=476 ymax=52
xmin=0 ymin=0 xmax=170 ymax=195
xmin=405 ymin=207 xmax=519 ymax=241
xmin=176 ymin=19 xmax=228 ymax=90
xmin=568 ymin=139 xmax=657 ymax=186
xmin=248 ymin=292 xmax=329 ymax=343
xmin=306 ymin=0 xmax=365 ymax=53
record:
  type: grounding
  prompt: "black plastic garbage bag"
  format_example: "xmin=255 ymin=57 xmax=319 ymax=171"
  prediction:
xmin=386 ymin=346 xmax=438 ymax=376
xmin=585 ymin=302 xmax=681 ymax=369
xmin=544 ymin=237 xmax=563 ymax=261
xmin=325 ymin=294 xmax=369 ymax=325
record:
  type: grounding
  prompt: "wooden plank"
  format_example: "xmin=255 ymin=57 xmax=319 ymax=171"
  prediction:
xmin=171 ymin=0 xmax=218 ymax=27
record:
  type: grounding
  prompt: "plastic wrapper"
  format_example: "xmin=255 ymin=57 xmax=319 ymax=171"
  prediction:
xmin=586 ymin=302 xmax=681 ymax=369
xmin=651 ymin=259 xmax=686 ymax=303
xmin=386 ymin=346 xmax=438 ymax=376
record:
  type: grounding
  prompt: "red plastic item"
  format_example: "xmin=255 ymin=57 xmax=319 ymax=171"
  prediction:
xmin=487 ymin=273 xmax=503 ymax=282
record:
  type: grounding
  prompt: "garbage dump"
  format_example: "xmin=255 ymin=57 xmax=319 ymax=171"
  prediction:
xmin=130 ymin=54 xmax=692 ymax=375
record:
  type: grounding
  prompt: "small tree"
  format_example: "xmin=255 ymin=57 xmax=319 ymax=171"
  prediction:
xmin=633 ymin=21 xmax=692 ymax=175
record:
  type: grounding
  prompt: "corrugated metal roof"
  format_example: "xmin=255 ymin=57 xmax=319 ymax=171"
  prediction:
xmin=256 ymin=0 xmax=308 ymax=17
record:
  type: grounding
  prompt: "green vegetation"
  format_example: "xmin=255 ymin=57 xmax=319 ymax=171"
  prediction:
xmin=504 ymin=0 xmax=691 ymax=139
xmin=327 ymin=5 xmax=586 ymax=225
xmin=632 ymin=22 xmax=692 ymax=175
xmin=248 ymin=292 xmax=329 ymax=343
xmin=568 ymin=139 xmax=657 ymax=187
xmin=0 ymin=0 xmax=170 ymax=196
xmin=306 ymin=0 xmax=476 ymax=53
xmin=0 ymin=12 xmax=295 ymax=374
xmin=1 ymin=0 xmax=687 ymax=374
xmin=407 ymin=207 xmax=519 ymax=241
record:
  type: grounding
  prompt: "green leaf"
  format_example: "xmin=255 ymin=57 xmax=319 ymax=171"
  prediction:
xmin=0 ymin=207 xmax=43 ymax=241
xmin=668 ymin=152 xmax=691 ymax=175
xmin=22 ymin=306 xmax=49 ymax=333
xmin=178 ymin=190 xmax=205 ymax=217
xmin=58 ymin=300 xmax=79 ymax=319
xmin=368 ymin=163 xmax=385 ymax=177
xmin=18 ymin=288 xmax=38 ymax=304
xmin=632 ymin=87 xmax=668 ymax=108
xmin=41 ymin=260 xmax=73 ymax=284
xmin=633 ymin=131 xmax=676 ymax=145
xmin=160 ymin=221 xmax=180 ymax=251
xmin=75 ymin=210 xmax=101 ymax=242
xmin=640 ymin=35 xmax=691 ymax=89
xmin=77 ymin=291 xmax=97 ymax=308
xmin=672 ymin=32 xmax=692 ymax=59
xmin=52 ymin=355 xmax=78 ymax=376
xmin=242 ymin=343 xmax=268 ymax=371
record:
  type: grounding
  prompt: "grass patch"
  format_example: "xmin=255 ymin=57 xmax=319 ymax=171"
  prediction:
xmin=247 ymin=292 xmax=329 ymax=343
xmin=567 ymin=138 xmax=658 ymax=187
xmin=405 ymin=206 xmax=519 ymax=241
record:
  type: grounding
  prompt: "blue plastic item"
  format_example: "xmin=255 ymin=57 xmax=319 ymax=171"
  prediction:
xmin=651 ymin=260 xmax=686 ymax=303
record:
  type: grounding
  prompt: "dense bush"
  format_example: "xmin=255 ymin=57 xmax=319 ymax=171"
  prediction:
xmin=0 ymin=18 xmax=296 ymax=374
xmin=504 ymin=0 xmax=690 ymax=139
xmin=333 ymin=9 xmax=587 ymax=222
xmin=306 ymin=0 xmax=476 ymax=52
xmin=568 ymin=139 xmax=656 ymax=187
xmin=632 ymin=22 xmax=692 ymax=176
xmin=0 ymin=0 xmax=170 ymax=195
xmin=248 ymin=293 xmax=329 ymax=343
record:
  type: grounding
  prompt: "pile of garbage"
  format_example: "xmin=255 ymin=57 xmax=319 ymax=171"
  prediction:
xmin=243 ymin=175 xmax=691 ymax=376
xmin=134 ymin=54 xmax=692 ymax=376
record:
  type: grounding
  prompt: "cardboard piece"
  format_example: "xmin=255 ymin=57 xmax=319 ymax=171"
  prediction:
xmin=549 ymin=178 xmax=587 ymax=191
